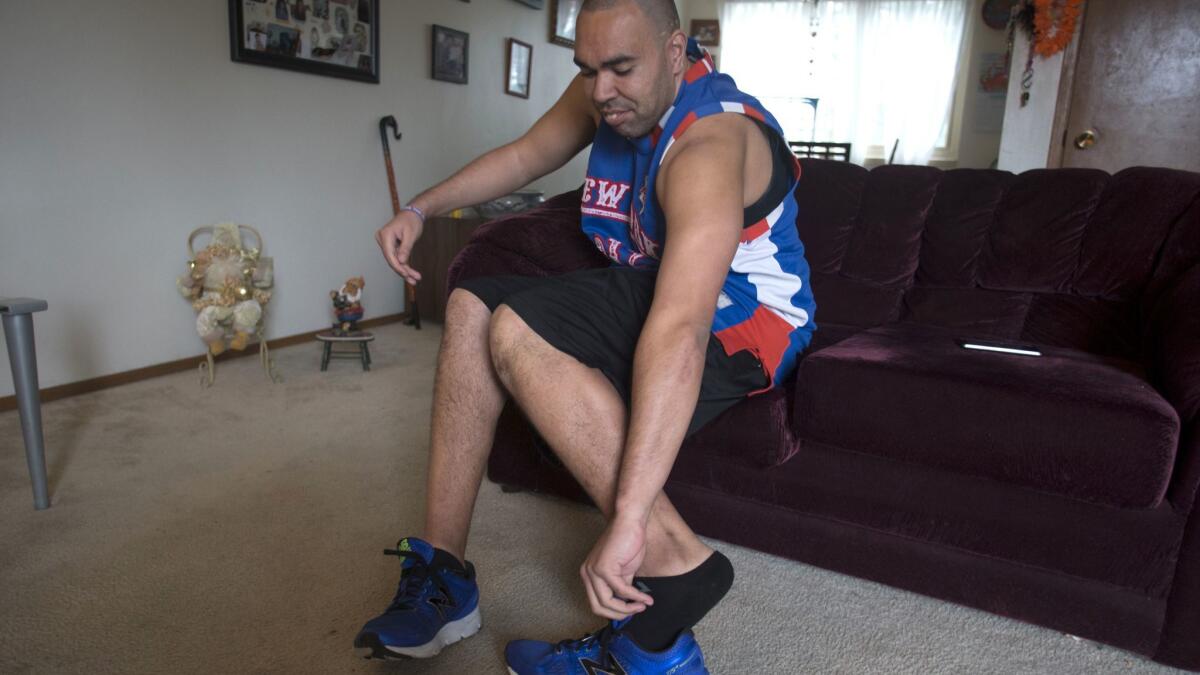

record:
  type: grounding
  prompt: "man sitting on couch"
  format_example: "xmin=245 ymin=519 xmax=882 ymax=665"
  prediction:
xmin=356 ymin=0 xmax=817 ymax=672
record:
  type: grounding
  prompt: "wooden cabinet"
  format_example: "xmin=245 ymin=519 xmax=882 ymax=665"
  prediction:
xmin=406 ymin=215 xmax=486 ymax=324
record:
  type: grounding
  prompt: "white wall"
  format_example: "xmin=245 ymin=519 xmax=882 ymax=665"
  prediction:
xmin=997 ymin=27 xmax=1067 ymax=172
xmin=679 ymin=0 xmax=719 ymax=65
xmin=954 ymin=0 xmax=1008 ymax=169
xmin=0 ymin=0 xmax=588 ymax=397
xmin=679 ymin=0 xmax=717 ymax=32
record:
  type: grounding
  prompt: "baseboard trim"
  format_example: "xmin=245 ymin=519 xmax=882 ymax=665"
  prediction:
xmin=0 ymin=313 xmax=410 ymax=413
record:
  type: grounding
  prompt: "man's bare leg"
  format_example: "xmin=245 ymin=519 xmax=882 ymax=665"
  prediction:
xmin=421 ymin=289 xmax=508 ymax=563
xmin=487 ymin=305 xmax=712 ymax=577
xmin=354 ymin=288 xmax=499 ymax=660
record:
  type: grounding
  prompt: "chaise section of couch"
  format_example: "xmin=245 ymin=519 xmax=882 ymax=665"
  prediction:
xmin=447 ymin=160 xmax=1200 ymax=671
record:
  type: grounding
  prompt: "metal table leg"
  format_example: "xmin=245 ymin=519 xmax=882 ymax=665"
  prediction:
xmin=1 ymin=299 xmax=50 ymax=511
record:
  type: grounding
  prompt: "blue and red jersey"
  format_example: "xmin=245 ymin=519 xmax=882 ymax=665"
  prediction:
xmin=580 ymin=39 xmax=817 ymax=392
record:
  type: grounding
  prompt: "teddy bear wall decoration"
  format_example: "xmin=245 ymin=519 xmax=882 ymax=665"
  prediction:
xmin=177 ymin=223 xmax=280 ymax=385
xmin=177 ymin=223 xmax=274 ymax=354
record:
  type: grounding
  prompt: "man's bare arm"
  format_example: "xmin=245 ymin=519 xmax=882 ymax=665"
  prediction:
xmin=377 ymin=76 xmax=598 ymax=282
xmin=617 ymin=115 xmax=748 ymax=521
xmin=578 ymin=114 xmax=750 ymax=618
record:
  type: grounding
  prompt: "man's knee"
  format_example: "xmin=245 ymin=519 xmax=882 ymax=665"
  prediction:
xmin=436 ymin=290 xmax=494 ymax=375
xmin=488 ymin=305 xmax=532 ymax=382
xmin=445 ymin=287 xmax=489 ymax=327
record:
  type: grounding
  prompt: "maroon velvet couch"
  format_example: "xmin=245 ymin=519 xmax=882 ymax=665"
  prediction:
xmin=445 ymin=160 xmax=1200 ymax=670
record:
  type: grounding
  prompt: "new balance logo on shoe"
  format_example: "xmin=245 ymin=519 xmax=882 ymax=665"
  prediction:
xmin=506 ymin=620 xmax=707 ymax=673
xmin=426 ymin=587 xmax=456 ymax=618
xmin=580 ymin=654 xmax=628 ymax=675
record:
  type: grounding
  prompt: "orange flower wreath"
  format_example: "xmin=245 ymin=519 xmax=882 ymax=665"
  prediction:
xmin=1032 ymin=0 xmax=1085 ymax=58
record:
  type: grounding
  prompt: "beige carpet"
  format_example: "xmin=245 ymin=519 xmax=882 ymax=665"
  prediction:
xmin=0 ymin=323 xmax=1185 ymax=674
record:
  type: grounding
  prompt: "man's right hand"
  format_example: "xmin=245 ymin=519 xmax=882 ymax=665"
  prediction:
xmin=375 ymin=210 xmax=424 ymax=286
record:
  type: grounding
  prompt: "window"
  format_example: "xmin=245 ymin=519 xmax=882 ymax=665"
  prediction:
xmin=720 ymin=0 xmax=969 ymax=165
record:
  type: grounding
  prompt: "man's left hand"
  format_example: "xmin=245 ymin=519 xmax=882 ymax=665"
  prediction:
xmin=581 ymin=514 xmax=656 ymax=620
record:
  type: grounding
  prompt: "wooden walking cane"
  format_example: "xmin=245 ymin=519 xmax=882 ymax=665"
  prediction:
xmin=378 ymin=115 xmax=421 ymax=330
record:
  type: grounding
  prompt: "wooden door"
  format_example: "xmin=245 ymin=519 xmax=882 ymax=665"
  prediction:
xmin=1057 ymin=0 xmax=1200 ymax=172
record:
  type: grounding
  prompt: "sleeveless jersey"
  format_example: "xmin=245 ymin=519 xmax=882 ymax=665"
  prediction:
xmin=580 ymin=39 xmax=817 ymax=392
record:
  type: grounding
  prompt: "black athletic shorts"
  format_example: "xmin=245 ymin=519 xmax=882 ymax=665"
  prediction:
xmin=456 ymin=267 xmax=769 ymax=437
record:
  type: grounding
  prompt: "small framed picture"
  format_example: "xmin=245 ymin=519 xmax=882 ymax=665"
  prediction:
xmin=432 ymin=25 xmax=469 ymax=85
xmin=551 ymin=0 xmax=582 ymax=48
xmin=506 ymin=38 xmax=533 ymax=98
xmin=690 ymin=19 xmax=720 ymax=47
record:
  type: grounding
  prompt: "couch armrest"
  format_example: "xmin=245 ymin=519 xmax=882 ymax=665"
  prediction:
xmin=1146 ymin=261 xmax=1200 ymax=515
xmin=446 ymin=188 xmax=607 ymax=289
xmin=1146 ymin=261 xmax=1200 ymax=423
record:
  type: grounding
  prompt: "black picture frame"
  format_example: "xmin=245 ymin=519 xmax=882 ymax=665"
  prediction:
xmin=228 ymin=0 xmax=380 ymax=84
xmin=505 ymin=38 xmax=533 ymax=99
xmin=432 ymin=25 xmax=469 ymax=85
xmin=551 ymin=0 xmax=581 ymax=48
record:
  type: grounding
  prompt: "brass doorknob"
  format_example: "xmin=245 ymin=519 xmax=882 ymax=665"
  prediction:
xmin=1073 ymin=129 xmax=1098 ymax=150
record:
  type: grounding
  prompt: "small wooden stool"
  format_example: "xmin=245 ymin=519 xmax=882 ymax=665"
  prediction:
xmin=316 ymin=330 xmax=374 ymax=371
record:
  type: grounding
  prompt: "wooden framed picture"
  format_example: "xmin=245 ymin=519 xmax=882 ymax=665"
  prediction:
xmin=690 ymin=19 xmax=720 ymax=47
xmin=505 ymin=38 xmax=533 ymax=98
xmin=551 ymin=0 xmax=582 ymax=48
xmin=432 ymin=25 xmax=469 ymax=85
xmin=228 ymin=0 xmax=380 ymax=84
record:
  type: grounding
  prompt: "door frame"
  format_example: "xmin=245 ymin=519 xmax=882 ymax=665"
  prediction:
xmin=1046 ymin=4 xmax=1087 ymax=168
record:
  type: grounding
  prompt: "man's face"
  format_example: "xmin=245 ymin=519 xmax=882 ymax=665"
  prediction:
xmin=574 ymin=5 xmax=681 ymax=139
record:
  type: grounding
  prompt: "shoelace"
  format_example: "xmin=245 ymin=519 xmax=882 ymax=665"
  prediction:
xmin=383 ymin=546 xmax=453 ymax=612
xmin=553 ymin=622 xmax=619 ymax=664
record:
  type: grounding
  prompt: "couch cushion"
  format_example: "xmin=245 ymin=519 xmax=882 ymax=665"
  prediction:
xmin=794 ymin=325 xmax=1179 ymax=508
xmin=900 ymin=287 xmax=1032 ymax=339
xmin=794 ymin=161 xmax=942 ymax=328
xmin=447 ymin=188 xmax=607 ymax=287
xmin=977 ymin=169 xmax=1109 ymax=293
xmin=806 ymin=322 xmax=864 ymax=352
xmin=690 ymin=384 xmax=798 ymax=467
xmin=1072 ymin=167 xmax=1200 ymax=301
xmin=899 ymin=287 xmax=1141 ymax=360
xmin=686 ymin=324 xmax=864 ymax=468
xmin=914 ymin=169 xmax=1015 ymax=287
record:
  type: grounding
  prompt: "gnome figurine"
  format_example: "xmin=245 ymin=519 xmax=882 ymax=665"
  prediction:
xmin=330 ymin=276 xmax=365 ymax=335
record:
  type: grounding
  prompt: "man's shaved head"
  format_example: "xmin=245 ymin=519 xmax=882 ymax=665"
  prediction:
xmin=580 ymin=0 xmax=680 ymax=36
xmin=575 ymin=0 xmax=687 ymax=138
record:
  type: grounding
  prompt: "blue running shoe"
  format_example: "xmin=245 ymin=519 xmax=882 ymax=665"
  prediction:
xmin=354 ymin=537 xmax=481 ymax=660
xmin=505 ymin=619 xmax=709 ymax=674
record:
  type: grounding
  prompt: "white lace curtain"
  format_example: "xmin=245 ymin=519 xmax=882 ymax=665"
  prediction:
xmin=720 ymin=0 xmax=969 ymax=165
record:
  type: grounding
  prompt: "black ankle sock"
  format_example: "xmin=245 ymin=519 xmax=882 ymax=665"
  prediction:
xmin=431 ymin=548 xmax=468 ymax=575
xmin=622 ymin=551 xmax=735 ymax=652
